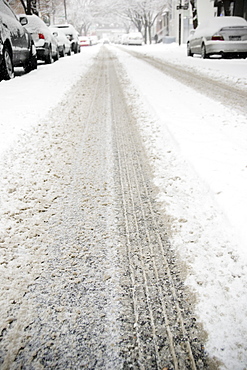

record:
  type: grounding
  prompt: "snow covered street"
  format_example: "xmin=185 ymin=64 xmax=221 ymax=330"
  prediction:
xmin=1 ymin=43 xmax=247 ymax=369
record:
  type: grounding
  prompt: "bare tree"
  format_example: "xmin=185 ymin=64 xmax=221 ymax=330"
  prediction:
xmin=12 ymin=0 xmax=37 ymax=14
xmin=60 ymin=0 xmax=166 ymax=42
xmin=131 ymin=0 xmax=168 ymax=43
xmin=105 ymin=0 xmax=168 ymax=43
xmin=11 ymin=0 xmax=63 ymax=22
xmin=65 ymin=0 xmax=102 ymax=34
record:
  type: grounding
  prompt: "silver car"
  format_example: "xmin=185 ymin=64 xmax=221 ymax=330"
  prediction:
xmin=20 ymin=14 xmax=59 ymax=64
xmin=52 ymin=24 xmax=80 ymax=54
xmin=49 ymin=27 xmax=71 ymax=57
xmin=187 ymin=16 xmax=247 ymax=59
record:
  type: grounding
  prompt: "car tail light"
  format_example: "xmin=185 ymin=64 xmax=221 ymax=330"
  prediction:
xmin=212 ymin=35 xmax=224 ymax=41
xmin=38 ymin=33 xmax=45 ymax=39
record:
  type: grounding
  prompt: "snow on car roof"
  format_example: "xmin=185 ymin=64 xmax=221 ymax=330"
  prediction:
xmin=19 ymin=14 xmax=47 ymax=32
xmin=194 ymin=16 xmax=247 ymax=37
xmin=199 ymin=16 xmax=247 ymax=30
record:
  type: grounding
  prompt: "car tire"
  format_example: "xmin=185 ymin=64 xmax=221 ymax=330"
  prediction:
xmin=53 ymin=48 xmax=59 ymax=62
xmin=201 ymin=44 xmax=208 ymax=59
xmin=187 ymin=43 xmax=193 ymax=57
xmin=45 ymin=46 xmax=53 ymax=64
xmin=67 ymin=48 xmax=71 ymax=56
xmin=1 ymin=46 xmax=14 ymax=80
xmin=24 ymin=54 xmax=37 ymax=73
xmin=24 ymin=42 xmax=37 ymax=73
xmin=60 ymin=46 xmax=65 ymax=57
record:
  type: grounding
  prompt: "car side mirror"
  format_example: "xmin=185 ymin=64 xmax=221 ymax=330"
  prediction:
xmin=20 ymin=16 xmax=28 ymax=26
xmin=53 ymin=32 xmax=58 ymax=37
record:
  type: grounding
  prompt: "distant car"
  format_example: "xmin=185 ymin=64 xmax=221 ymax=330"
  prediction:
xmin=79 ymin=36 xmax=91 ymax=47
xmin=49 ymin=27 xmax=71 ymax=56
xmin=0 ymin=0 xmax=37 ymax=80
xmin=19 ymin=14 xmax=59 ymax=63
xmin=187 ymin=16 xmax=247 ymax=59
xmin=102 ymin=38 xmax=110 ymax=44
xmin=89 ymin=35 xmax=98 ymax=45
xmin=122 ymin=32 xmax=143 ymax=45
xmin=52 ymin=24 xmax=80 ymax=53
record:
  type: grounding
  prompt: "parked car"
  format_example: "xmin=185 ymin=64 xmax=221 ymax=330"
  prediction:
xmin=121 ymin=32 xmax=143 ymax=46
xmin=52 ymin=24 xmax=80 ymax=53
xmin=49 ymin=27 xmax=71 ymax=56
xmin=19 ymin=14 xmax=59 ymax=63
xmin=0 ymin=0 xmax=37 ymax=80
xmin=187 ymin=16 xmax=247 ymax=59
xmin=79 ymin=36 xmax=91 ymax=47
xmin=89 ymin=35 xmax=98 ymax=45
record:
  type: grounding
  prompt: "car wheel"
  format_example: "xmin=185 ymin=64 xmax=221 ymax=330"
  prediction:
xmin=1 ymin=46 xmax=14 ymax=80
xmin=60 ymin=46 xmax=65 ymax=57
xmin=45 ymin=46 xmax=53 ymax=64
xmin=187 ymin=43 xmax=193 ymax=57
xmin=67 ymin=48 xmax=71 ymax=56
xmin=53 ymin=48 xmax=59 ymax=62
xmin=201 ymin=44 xmax=208 ymax=59
xmin=24 ymin=54 xmax=37 ymax=73
xmin=24 ymin=42 xmax=37 ymax=73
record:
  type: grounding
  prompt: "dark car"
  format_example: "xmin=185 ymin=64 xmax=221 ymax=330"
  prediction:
xmin=19 ymin=14 xmax=60 ymax=64
xmin=0 ymin=0 xmax=37 ymax=80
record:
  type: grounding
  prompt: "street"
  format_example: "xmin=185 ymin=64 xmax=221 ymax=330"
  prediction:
xmin=0 ymin=46 xmax=210 ymax=370
xmin=1 ymin=44 xmax=247 ymax=369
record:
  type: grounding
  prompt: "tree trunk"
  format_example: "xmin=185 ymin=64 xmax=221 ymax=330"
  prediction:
xmin=144 ymin=23 xmax=148 ymax=44
xmin=148 ymin=25 xmax=152 ymax=44
xmin=26 ymin=0 xmax=32 ymax=15
xmin=19 ymin=0 xmax=27 ymax=13
xmin=234 ymin=0 xmax=245 ymax=16
xmin=223 ymin=0 xmax=231 ymax=15
xmin=19 ymin=0 xmax=37 ymax=15
xmin=190 ymin=0 xmax=198 ymax=29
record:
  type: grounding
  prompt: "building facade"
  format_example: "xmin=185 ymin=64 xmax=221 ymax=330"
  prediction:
xmin=155 ymin=0 xmax=247 ymax=44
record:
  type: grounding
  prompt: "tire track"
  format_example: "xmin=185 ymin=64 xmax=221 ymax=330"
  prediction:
xmin=107 ymin=47 xmax=209 ymax=369
xmin=118 ymin=46 xmax=247 ymax=115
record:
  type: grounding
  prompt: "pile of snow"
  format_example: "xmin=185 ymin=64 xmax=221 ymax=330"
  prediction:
xmin=0 ymin=47 xmax=98 ymax=155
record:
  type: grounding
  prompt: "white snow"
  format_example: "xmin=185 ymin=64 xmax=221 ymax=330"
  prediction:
xmin=0 ymin=47 xmax=97 ymax=155
xmin=1 ymin=43 xmax=247 ymax=368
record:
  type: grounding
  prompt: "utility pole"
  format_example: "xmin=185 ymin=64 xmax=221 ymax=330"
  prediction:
xmin=64 ymin=0 xmax=67 ymax=22
xmin=176 ymin=0 xmax=189 ymax=45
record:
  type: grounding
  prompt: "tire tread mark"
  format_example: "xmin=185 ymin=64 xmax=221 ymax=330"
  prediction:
xmin=107 ymin=48 xmax=206 ymax=369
